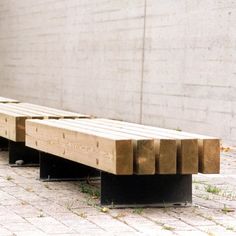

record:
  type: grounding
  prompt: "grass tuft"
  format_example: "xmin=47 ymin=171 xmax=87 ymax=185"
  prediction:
xmin=205 ymin=185 xmax=221 ymax=194
xmin=132 ymin=208 xmax=144 ymax=215
xmin=80 ymin=183 xmax=100 ymax=198
xmin=226 ymin=226 xmax=234 ymax=231
xmin=162 ymin=225 xmax=175 ymax=231
xmin=222 ymin=204 xmax=235 ymax=214
xmin=6 ymin=175 xmax=13 ymax=181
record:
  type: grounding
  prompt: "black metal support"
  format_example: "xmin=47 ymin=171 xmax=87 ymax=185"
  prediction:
xmin=0 ymin=137 xmax=9 ymax=151
xmin=9 ymin=141 xmax=39 ymax=166
xmin=101 ymin=173 xmax=192 ymax=207
xmin=39 ymin=152 xmax=100 ymax=181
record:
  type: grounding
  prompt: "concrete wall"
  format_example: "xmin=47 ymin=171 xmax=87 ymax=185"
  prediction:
xmin=0 ymin=0 xmax=235 ymax=143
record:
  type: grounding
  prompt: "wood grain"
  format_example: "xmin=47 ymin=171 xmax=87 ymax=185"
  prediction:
xmin=26 ymin=119 xmax=133 ymax=175
xmin=0 ymin=103 xmax=89 ymax=142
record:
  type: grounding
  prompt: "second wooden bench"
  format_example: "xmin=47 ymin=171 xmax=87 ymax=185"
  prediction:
xmin=0 ymin=102 xmax=89 ymax=165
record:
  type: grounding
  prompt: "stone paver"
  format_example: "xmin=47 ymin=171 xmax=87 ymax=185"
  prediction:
xmin=0 ymin=146 xmax=236 ymax=235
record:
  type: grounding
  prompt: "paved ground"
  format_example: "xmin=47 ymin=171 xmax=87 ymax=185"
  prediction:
xmin=0 ymin=148 xmax=236 ymax=236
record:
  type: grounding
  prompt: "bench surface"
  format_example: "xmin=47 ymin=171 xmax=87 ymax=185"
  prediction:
xmin=25 ymin=118 xmax=220 ymax=175
xmin=26 ymin=119 xmax=134 ymax=175
xmin=95 ymin=119 xmax=220 ymax=174
xmin=0 ymin=96 xmax=19 ymax=103
xmin=0 ymin=103 xmax=89 ymax=142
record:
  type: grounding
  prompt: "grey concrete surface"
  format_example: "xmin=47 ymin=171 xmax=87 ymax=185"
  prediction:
xmin=0 ymin=148 xmax=236 ymax=235
xmin=0 ymin=1 xmax=236 ymax=143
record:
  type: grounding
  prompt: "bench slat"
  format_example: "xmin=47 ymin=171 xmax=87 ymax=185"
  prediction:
xmin=90 ymin=119 xmax=199 ymax=174
xmin=95 ymin=119 xmax=220 ymax=174
xmin=0 ymin=103 xmax=89 ymax=142
xmin=68 ymin=119 xmax=175 ymax=174
xmin=58 ymin=119 xmax=155 ymax=175
xmin=17 ymin=103 xmax=88 ymax=117
xmin=0 ymin=104 xmax=58 ymax=117
xmin=26 ymin=119 xmax=133 ymax=175
xmin=198 ymin=139 xmax=220 ymax=174
xmin=0 ymin=103 xmax=89 ymax=118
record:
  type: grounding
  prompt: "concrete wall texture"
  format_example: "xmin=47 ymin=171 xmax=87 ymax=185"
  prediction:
xmin=0 ymin=0 xmax=235 ymax=143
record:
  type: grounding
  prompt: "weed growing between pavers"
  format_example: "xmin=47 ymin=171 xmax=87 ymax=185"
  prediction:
xmin=78 ymin=181 xmax=111 ymax=213
xmin=132 ymin=208 xmax=144 ymax=215
xmin=80 ymin=182 xmax=100 ymax=199
xmin=220 ymin=189 xmax=236 ymax=200
xmin=162 ymin=225 xmax=175 ymax=231
xmin=205 ymin=185 xmax=221 ymax=194
xmin=44 ymin=183 xmax=52 ymax=190
xmin=6 ymin=175 xmax=13 ymax=181
xmin=221 ymin=204 xmax=235 ymax=214
xmin=194 ymin=180 xmax=236 ymax=201
xmin=226 ymin=226 xmax=234 ymax=231
xmin=113 ymin=212 xmax=127 ymax=219
xmin=65 ymin=200 xmax=77 ymax=210
xmin=196 ymin=209 xmax=235 ymax=233
xmin=175 ymin=127 xmax=182 ymax=131
xmin=77 ymin=212 xmax=87 ymax=218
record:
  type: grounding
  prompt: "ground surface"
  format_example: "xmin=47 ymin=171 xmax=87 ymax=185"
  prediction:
xmin=0 ymin=149 xmax=236 ymax=236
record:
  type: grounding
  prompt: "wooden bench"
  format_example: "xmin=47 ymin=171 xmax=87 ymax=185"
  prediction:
xmin=0 ymin=103 xmax=89 ymax=165
xmin=25 ymin=118 xmax=220 ymax=207
xmin=0 ymin=97 xmax=19 ymax=149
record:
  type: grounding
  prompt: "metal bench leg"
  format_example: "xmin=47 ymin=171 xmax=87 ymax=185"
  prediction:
xmin=39 ymin=152 xmax=100 ymax=181
xmin=0 ymin=137 xmax=9 ymax=151
xmin=101 ymin=173 xmax=192 ymax=208
xmin=9 ymin=141 xmax=39 ymax=166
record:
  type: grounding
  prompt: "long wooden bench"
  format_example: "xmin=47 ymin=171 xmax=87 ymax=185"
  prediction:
xmin=25 ymin=118 xmax=220 ymax=207
xmin=0 ymin=97 xmax=19 ymax=149
xmin=0 ymin=103 xmax=89 ymax=165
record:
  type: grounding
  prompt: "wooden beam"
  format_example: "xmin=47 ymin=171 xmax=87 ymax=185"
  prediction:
xmin=156 ymin=139 xmax=177 ymax=174
xmin=94 ymin=119 xmax=199 ymax=174
xmin=198 ymin=139 xmax=220 ymax=174
xmin=177 ymin=139 xmax=198 ymax=174
xmin=50 ymin=119 xmax=155 ymax=175
xmin=0 ymin=103 xmax=89 ymax=142
xmin=26 ymin=119 xmax=133 ymax=175
xmin=96 ymin=119 xmax=220 ymax=174
xmin=16 ymin=103 xmax=90 ymax=118
xmin=84 ymin=119 xmax=177 ymax=174
xmin=0 ymin=115 xmax=19 ymax=141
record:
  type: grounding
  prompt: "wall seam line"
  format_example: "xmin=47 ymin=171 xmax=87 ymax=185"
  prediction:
xmin=139 ymin=0 xmax=147 ymax=124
